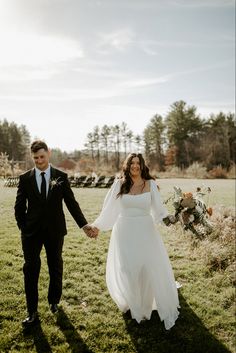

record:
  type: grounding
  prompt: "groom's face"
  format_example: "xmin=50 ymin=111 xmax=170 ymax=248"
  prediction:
xmin=32 ymin=148 xmax=50 ymax=171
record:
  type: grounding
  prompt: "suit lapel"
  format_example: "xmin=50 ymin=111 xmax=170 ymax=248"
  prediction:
xmin=47 ymin=166 xmax=57 ymax=201
xmin=29 ymin=168 xmax=42 ymax=200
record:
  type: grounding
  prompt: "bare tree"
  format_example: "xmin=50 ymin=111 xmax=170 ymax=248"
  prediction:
xmin=100 ymin=125 xmax=111 ymax=165
xmin=144 ymin=115 xmax=165 ymax=170
xmin=85 ymin=132 xmax=95 ymax=160
xmin=113 ymin=125 xmax=121 ymax=171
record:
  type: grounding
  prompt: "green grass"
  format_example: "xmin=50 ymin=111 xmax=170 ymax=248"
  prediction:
xmin=0 ymin=179 xmax=235 ymax=353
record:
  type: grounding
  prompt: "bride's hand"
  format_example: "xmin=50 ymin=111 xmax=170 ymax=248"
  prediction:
xmin=92 ymin=227 xmax=99 ymax=237
xmin=163 ymin=215 xmax=176 ymax=226
xmin=168 ymin=215 xmax=176 ymax=224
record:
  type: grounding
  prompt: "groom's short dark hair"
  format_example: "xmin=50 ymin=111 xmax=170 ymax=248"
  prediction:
xmin=31 ymin=140 xmax=49 ymax=153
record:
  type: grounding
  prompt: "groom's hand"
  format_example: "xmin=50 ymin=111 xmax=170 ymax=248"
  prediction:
xmin=82 ymin=224 xmax=98 ymax=238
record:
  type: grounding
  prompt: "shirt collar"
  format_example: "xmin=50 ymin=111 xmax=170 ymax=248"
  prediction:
xmin=35 ymin=164 xmax=51 ymax=177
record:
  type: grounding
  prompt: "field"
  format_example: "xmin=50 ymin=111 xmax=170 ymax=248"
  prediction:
xmin=0 ymin=179 xmax=235 ymax=353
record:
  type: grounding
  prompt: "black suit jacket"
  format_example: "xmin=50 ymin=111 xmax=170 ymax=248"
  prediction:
xmin=14 ymin=166 xmax=88 ymax=237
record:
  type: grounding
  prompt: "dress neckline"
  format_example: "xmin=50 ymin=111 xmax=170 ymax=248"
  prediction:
xmin=125 ymin=191 xmax=151 ymax=196
xmin=126 ymin=180 xmax=151 ymax=196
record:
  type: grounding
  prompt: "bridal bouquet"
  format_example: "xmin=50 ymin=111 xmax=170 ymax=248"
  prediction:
xmin=165 ymin=185 xmax=213 ymax=238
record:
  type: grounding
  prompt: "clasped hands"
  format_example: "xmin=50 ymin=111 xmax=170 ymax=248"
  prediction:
xmin=82 ymin=224 xmax=99 ymax=238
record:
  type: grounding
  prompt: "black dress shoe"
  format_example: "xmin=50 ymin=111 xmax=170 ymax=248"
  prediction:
xmin=50 ymin=303 xmax=59 ymax=313
xmin=22 ymin=312 xmax=39 ymax=327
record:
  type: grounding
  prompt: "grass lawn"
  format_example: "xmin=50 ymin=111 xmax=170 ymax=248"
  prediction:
xmin=0 ymin=179 xmax=235 ymax=353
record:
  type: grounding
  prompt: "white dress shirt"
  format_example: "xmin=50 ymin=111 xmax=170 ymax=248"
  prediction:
xmin=35 ymin=165 xmax=51 ymax=196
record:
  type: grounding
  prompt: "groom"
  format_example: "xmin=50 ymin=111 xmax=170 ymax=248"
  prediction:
xmin=14 ymin=140 xmax=97 ymax=327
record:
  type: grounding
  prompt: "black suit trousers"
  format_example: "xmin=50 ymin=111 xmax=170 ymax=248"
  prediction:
xmin=21 ymin=230 xmax=64 ymax=314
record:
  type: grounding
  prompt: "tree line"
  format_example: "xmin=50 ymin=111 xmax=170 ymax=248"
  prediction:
xmin=0 ymin=100 xmax=235 ymax=174
xmin=84 ymin=101 xmax=235 ymax=171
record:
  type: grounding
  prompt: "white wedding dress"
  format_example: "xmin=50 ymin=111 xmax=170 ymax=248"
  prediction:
xmin=93 ymin=179 xmax=180 ymax=330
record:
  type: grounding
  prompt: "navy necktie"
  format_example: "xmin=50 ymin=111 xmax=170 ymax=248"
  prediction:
xmin=41 ymin=172 xmax=47 ymax=200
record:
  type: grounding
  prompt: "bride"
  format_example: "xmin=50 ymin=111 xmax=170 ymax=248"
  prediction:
xmin=92 ymin=153 xmax=180 ymax=330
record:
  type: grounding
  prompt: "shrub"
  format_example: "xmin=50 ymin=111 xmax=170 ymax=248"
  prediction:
xmin=208 ymin=166 xmax=228 ymax=179
xmin=198 ymin=206 xmax=235 ymax=281
xmin=186 ymin=162 xmax=207 ymax=178
xmin=227 ymin=164 xmax=236 ymax=179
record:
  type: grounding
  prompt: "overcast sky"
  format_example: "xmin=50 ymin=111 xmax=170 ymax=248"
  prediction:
xmin=0 ymin=0 xmax=235 ymax=151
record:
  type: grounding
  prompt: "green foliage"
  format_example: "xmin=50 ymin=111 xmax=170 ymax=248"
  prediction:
xmin=50 ymin=148 xmax=71 ymax=166
xmin=203 ymin=112 xmax=235 ymax=171
xmin=0 ymin=119 xmax=30 ymax=161
xmin=144 ymin=114 xmax=166 ymax=171
xmin=166 ymin=101 xmax=203 ymax=168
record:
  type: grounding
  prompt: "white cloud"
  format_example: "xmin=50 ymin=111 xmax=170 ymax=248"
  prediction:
xmin=0 ymin=29 xmax=84 ymax=81
xmin=0 ymin=66 xmax=63 ymax=82
xmin=0 ymin=31 xmax=83 ymax=68
xmin=0 ymin=88 xmax=124 ymax=102
xmin=0 ymin=72 xmax=171 ymax=101
xmin=120 ymin=75 xmax=171 ymax=88
xmin=96 ymin=29 xmax=135 ymax=53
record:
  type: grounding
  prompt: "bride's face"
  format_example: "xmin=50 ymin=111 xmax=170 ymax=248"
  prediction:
xmin=129 ymin=157 xmax=141 ymax=177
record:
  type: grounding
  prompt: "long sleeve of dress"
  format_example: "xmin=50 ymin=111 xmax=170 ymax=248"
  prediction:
xmin=92 ymin=179 xmax=121 ymax=231
xmin=150 ymin=180 xmax=169 ymax=224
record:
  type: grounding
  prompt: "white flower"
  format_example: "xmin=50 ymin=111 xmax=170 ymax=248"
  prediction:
xmin=50 ymin=177 xmax=63 ymax=189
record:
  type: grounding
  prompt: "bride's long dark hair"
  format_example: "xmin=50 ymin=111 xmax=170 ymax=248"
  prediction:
xmin=117 ymin=153 xmax=155 ymax=197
